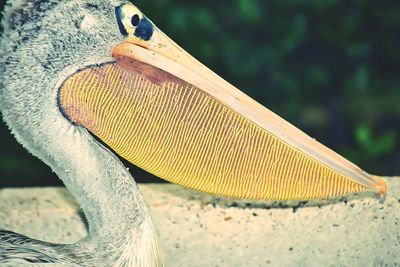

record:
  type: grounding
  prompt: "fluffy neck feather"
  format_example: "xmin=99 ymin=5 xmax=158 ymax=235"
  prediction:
xmin=0 ymin=0 xmax=162 ymax=265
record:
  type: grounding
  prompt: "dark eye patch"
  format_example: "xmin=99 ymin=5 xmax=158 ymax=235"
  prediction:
xmin=131 ymin=14 xmax=140 ymax=27
xmin=115 ymin=5 xmax=128 ymax=36
xmin=134 ymin=17 xmax=154 ymax=41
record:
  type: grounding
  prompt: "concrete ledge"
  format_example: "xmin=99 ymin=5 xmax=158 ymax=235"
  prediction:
xmin=0 ymin=178 xmax=399 ymax=266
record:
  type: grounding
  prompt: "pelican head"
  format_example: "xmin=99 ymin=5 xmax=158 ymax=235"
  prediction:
xmin=0 ymin=0 xmax=386 ymax=265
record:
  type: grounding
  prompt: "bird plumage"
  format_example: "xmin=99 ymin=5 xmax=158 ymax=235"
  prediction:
xmin=1 ymin=0 xmax=163 ymax=266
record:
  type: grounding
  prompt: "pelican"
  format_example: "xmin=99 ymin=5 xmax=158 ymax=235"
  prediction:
xmin=0 ymin=0 xmax=387 ymax=265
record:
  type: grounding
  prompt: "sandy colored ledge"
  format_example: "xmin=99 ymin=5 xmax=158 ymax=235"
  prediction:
xmin=0 ymin=177 xmax=399 ymax=266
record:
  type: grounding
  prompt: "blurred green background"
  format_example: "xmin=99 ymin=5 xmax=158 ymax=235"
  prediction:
xmin=1 ymin=0 xmax=399 ymax=187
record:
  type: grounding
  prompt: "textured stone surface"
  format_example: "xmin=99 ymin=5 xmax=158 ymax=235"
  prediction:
xmin=0 ymin=178 xmax=399 ymax=266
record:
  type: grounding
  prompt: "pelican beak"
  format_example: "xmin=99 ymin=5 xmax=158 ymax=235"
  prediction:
xmin=59 ymin=26 xmax=386 ymax=200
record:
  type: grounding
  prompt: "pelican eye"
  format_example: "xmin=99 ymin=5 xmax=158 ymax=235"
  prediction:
xmin=131 ymin=14 xmax=140 ymax=27
xmin=115 ymin=4 xmax=154 ymax=41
